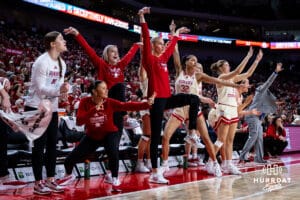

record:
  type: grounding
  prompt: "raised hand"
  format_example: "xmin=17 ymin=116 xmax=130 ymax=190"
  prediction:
xmin=169 ymin=20 xmax=176 ymax=34
xmin=63 ymin=27 xmax=79 ymax=36
xmin=136 ymin=42 xmax=143 ymax=48
xmin=175 ymin=27 xmax=190 ymax=36
xmin=256 ymin=49 xmax=263 ymax=61
xmin=275 ymin=62 xmax=283 ymax=73
xmin=247 ymin=46 xmax=254 ymax=58
xmin=138 ymin=7 xmax=150 ymax=15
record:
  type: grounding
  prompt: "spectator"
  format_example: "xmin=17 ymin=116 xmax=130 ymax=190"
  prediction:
xmin=264 ymin=116 xmax=288 ymax=156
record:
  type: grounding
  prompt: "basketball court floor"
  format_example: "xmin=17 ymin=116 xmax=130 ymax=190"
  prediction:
xmin=1 ymin=153 xmax=300 ymax=200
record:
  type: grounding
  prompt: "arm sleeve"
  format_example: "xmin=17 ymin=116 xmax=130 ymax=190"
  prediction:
xmin=258 ymin=72 xmax=278 ymax=93
xmin=160 ymin=36 xmax=179 ymax=62
xmin=118 ymin=43 xmax=139 ymax=69
xmin=76 ymin=98 xmax=97 ymax=126
xmin=109 ymin=98 xmax=150 ymax=111
xmin=141 ymin=22 xmax=152 ymax=72
xmin=75 ymin=34 xmax=106 ymax=71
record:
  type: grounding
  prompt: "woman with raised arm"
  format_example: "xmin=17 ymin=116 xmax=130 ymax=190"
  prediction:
xmin=239 ymin=63 xmax=284 ymax=164
xmin=64 ymin=27 xmax=140 ymax=142
xmin=161 ymin=21 xmax=245 ymax=177
xmin=138 ymin=7 xmax=201 ymax=184
xmin=210 ymin=47 xmax=263 ymax=175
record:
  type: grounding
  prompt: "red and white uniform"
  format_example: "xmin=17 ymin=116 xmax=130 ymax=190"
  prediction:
xmin=75 ymin=34 xmax=139 ymax=89
xmin=172 ymin=71 xmax=201 ymax=122
xmin=212 ymin=81 xmax=239 ymax=130
xmin=77 ymin=97 xmax=150 ymax=140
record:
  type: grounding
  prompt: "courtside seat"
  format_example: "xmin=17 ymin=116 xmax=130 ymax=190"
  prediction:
xmin=17 ymin=150 xmax=32 ymax=165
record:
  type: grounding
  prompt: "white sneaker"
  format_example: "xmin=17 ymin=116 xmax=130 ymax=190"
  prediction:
xmin=187 ymin=159 xmax=198 ymax=167
xmin=135 ymin=162 xmax=150 ymax=173
xmin=221 ymin=162 xmax=228 ymax=173
xmin=184 ymin=135 xmax=193 ymax=144
xmin=149 ymin=173 xmax=169 ymax=184
xmin=57 ymin=174 xmax=76 ymax=186
xmin=45 ymin=180 xmax=64 ymax=193
xmin=213 ymin=162 xmax=222 ymax=177
xmin=145 ymin=160 xmax=152 ymax=170
xmin=34 ymin=181 xmax=52 ymax=195
xmin=193 ymin=138 xmax=205 ymax=149
xmin=205 ymin=161 xmax=214 ymax=174
xmin=228 ymin=164 xmax=242 ymax=175
xmin=104 ymin=174 xmax=113 ymax=184
xmin=161 ymin=162 xmax=170 ymax=173
xmin=112 ymin=177 xmax=120 ymax=186
xmin=195 ymin=158 xmax=205 ymax=166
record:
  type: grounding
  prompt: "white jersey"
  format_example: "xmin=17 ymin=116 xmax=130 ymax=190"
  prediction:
xmin=140 ymin=78 xmax=148 ymax=98
xmin=25 ymin=52 xmax=66 ymax=112
xmin=217 ymin=80 xmax=237 ymax=107
xmin=175 ymin=71 xmax=199 ymax=96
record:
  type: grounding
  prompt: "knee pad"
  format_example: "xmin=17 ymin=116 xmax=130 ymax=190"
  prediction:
xmin=214 ymin=140 xmax=223 ymax=148
xmin=141 ymin=135 xmax=150 ymax=141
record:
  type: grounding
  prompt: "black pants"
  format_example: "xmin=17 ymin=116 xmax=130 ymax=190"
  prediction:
xmin=0 ymin=118 xmax=9 ymax=177
xmin=25 ymin=106 xmax=58 ymax=181
xmin=264 ymin=137 xmax=288 ymax=156
xmin=108 ymin=83 xmax=126 ymax=143
xmin=150 ymin=94 xmax=200 ymax=168
xmin=64 ymin=133 xmax=120 ymax=177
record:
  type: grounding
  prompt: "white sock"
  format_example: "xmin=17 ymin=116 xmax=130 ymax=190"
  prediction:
xmin=192 ymin=154 xmax=198 ymax=159
xmin=138 ymin=159 xmax=143 ymax=164
xmin=188 ymin=154 xmax=192 ymax=159
xmin=223 ymin=160 xmax=229 ymax=167
xmin=162 ymin=160 xmax=168 ymax=166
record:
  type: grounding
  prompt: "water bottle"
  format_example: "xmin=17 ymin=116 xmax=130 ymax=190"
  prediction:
xmin=84 ymin=159 xmax=90 ymax=179
xmin=183 ymin=156 xmax=188 ymax=169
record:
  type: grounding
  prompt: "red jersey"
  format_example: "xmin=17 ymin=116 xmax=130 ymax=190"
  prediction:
xmin=76 ymin=97 xmax=150 ymax=140
xmin=265 ymin=124 xmax=286 ymax=139
xmin=141 ymin=22 xmax=179 ymax=98
xmin=75 ymin=34 xmax=139 ymax=89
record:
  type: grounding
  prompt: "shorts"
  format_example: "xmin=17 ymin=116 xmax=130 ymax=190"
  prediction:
xmin=171 ymin=105 xmax=202 ymax=123
xmin=209 ymin=104 xmax=239 ymax=130
xmin=140 ymin=109 xmax=150 ymax=117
